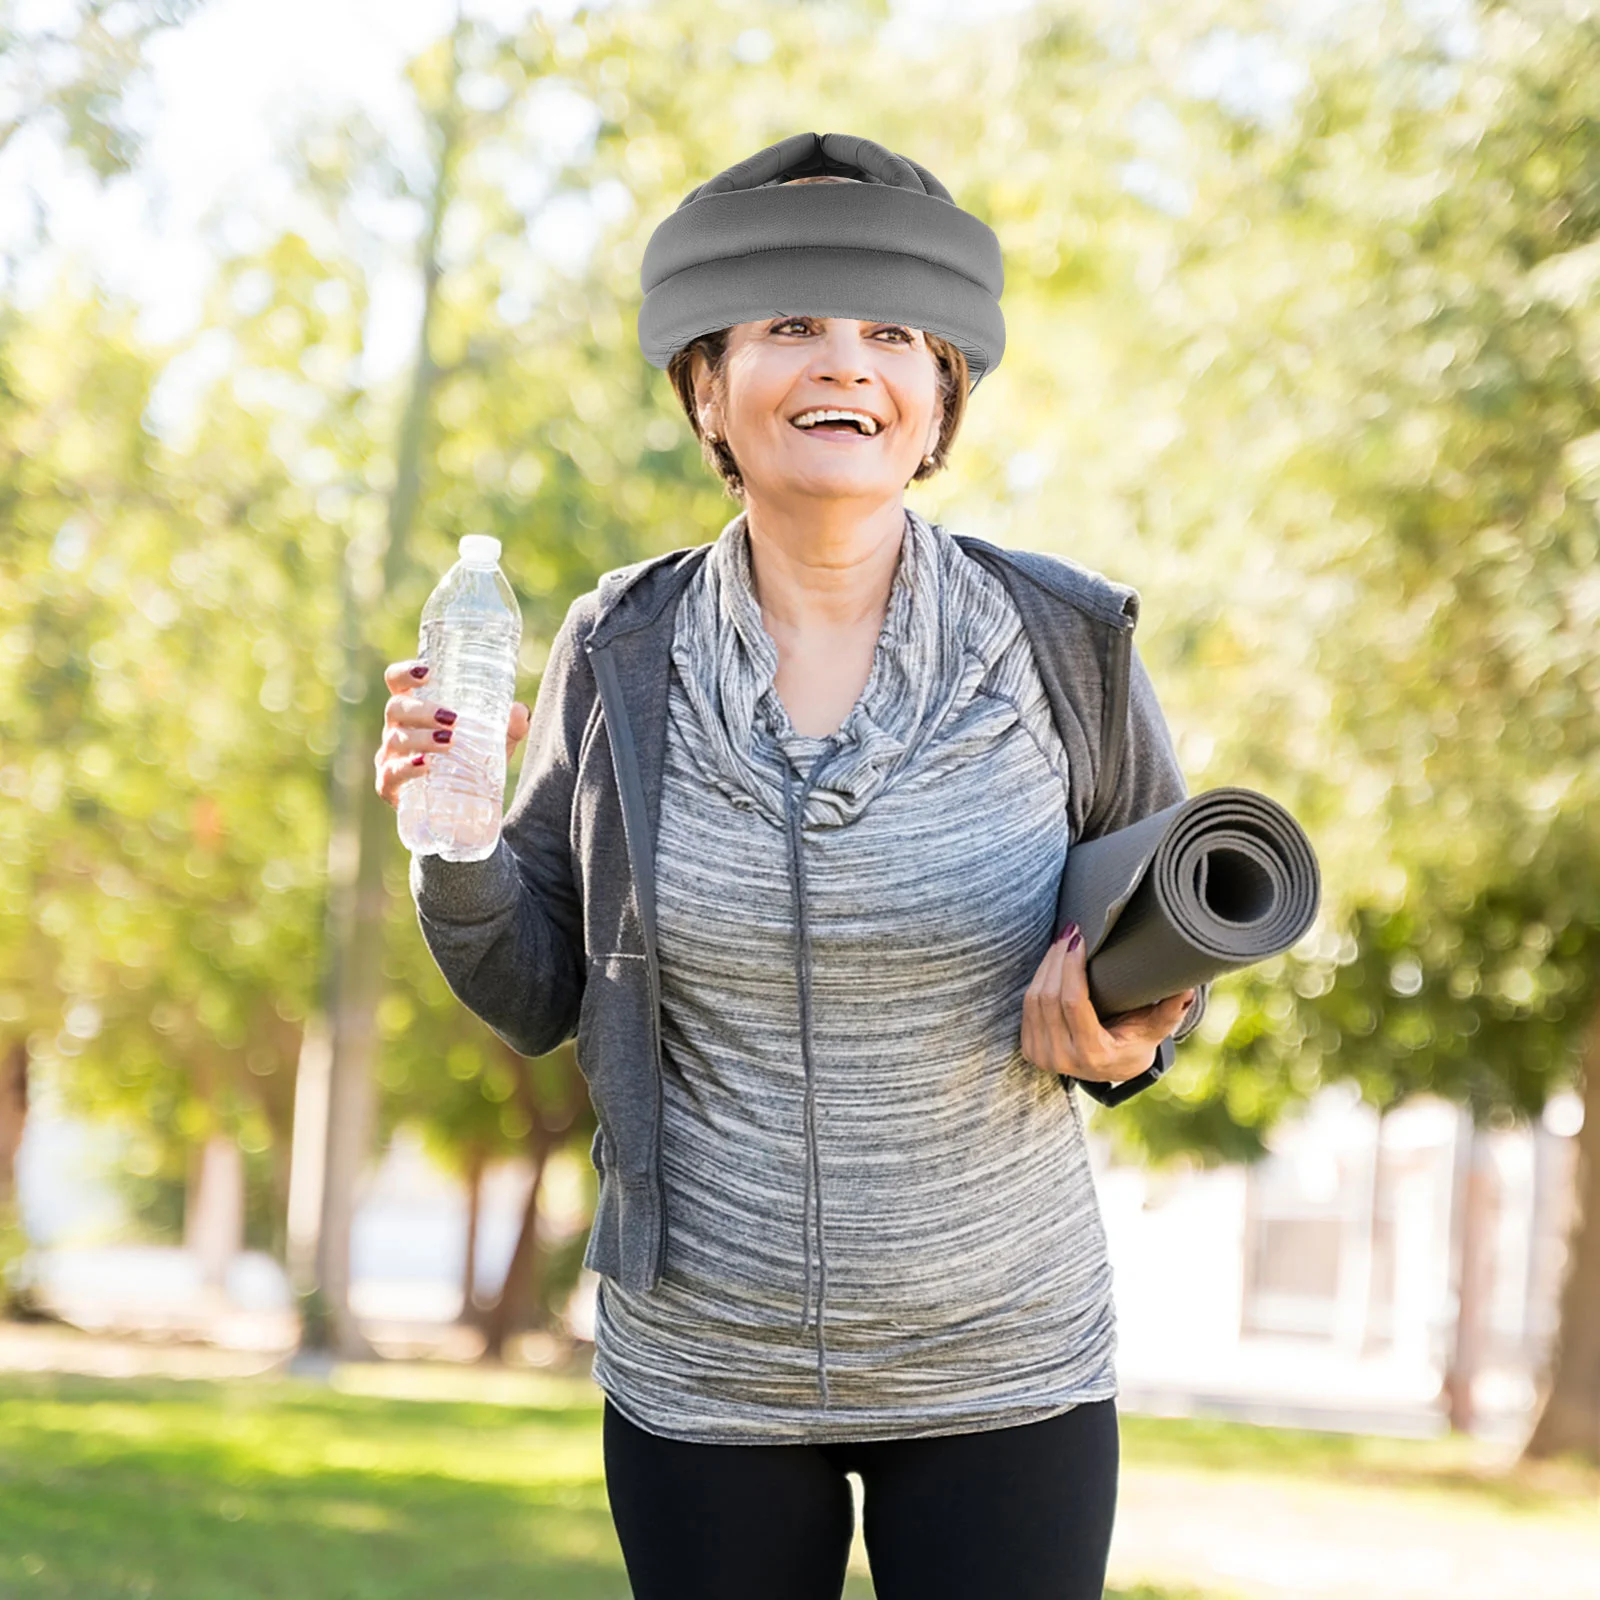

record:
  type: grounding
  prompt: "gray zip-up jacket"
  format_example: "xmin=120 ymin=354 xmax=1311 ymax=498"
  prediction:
xmin=409 ymin=525 xmax=1208 ymax=1296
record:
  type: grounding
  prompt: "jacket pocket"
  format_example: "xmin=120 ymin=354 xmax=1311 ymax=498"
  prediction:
xmin=575 ymin=951 xmax=653 ymax=1177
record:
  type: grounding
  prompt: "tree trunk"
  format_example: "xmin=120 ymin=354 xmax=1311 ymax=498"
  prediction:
xmin=185 ymin=1134 xmax=244 ymax=1291
xmin=1443 ymin=1109 xmax=1496 ymax=1434
xmin=1523 ymin=993 xmax=1600 ymax=1463
xmin=0 ymin=1037 xmax=26 ymax=1207
xmin=458 ymin=1147 xmax=485 ymax=1323
xmin=0 ymin=1037 xmax=28 ymax=1307
xmin=1360 ymin=1103 xmax=1389 ymax=1356
xmin=473 ymin=1044 xmax=590 ymax=1359
xmin=479 ymin=1153 xmax=547 ymax=1363
xmin=286 ymin=31 xmax=467 ymax=1363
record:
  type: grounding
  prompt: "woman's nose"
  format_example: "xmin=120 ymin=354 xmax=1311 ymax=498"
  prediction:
xmin=809 ymin=332 xmax=875 ymax=378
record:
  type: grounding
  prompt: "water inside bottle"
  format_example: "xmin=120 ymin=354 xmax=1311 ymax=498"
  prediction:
xmin=420 ymin=615 xmax=520 ymax=860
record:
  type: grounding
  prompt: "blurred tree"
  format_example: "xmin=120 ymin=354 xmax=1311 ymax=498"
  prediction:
xmin=374 ymin=897 xmax=596 ymax=1353
xmin=0 ymin=0 xmax=202 ymax=181
xmin=1256 ymin=2 xmax=1600 ymax=1456
xmin=261 ymin=0 xmax=741 ymax=1354
xmin=990 ymin=0 xmax=1600 ymax=1454
xmin=0 ymin=0 xmax=208 ymax=1309
xmin=0 ymin=280 xmax=334 ymax=1278
xmin=276 ymin=18 xmax=477 ymax=1362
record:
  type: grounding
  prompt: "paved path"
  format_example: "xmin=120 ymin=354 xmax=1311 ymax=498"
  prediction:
xmin=836 ymin=1454 xmax=1600 ymax=1599
xmin=1108 ymin=1462 xmax=1593 ymax=1600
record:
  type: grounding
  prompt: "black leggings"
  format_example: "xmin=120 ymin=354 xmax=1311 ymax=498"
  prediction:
xmin=602 ymin=1394 xmax=1120 ymax=1600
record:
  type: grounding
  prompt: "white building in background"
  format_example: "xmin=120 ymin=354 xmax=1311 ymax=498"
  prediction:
xmin=1096 ymin=1081 xmax=1581 ymax=1438
xmin=14 ymin=1076 xmax=1582 ymax=1441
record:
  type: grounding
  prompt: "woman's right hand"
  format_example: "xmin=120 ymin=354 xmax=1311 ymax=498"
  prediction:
xmin=373 ymin=660 xmax=531 ymax=809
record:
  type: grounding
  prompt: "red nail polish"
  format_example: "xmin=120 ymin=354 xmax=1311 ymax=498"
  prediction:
xmin=411 ymin=754 xmax=426 ymax=766
xmin=433 ymin=728 xmax=452 ymax=743
xmin=410 ymin=665 xmax=428 ymax=678
xmin=1067 ymin=929 xmax=1082 ymax=952
xmin=434 ymin=708 xmax=456 ymax=725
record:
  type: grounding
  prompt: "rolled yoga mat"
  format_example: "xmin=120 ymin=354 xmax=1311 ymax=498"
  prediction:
xmin=1054 ymin=785 xmax=1321 ymax=1023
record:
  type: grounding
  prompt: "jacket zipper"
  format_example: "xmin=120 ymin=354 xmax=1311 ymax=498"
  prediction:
xmin=580 ymin=544 xmax=1135 ymax=1282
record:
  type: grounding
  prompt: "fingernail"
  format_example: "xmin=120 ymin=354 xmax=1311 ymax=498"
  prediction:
xmin=1066 ymin=928 xmax=1082 ymax=952
xmin=411 ymin=754 xmax=426 ymax=766
xmin=433 ymin=728 xmax=452 ymax=743
xmin=410 ymin=665 xmax=428 ymax=679
xmin=434 ymin=708 xmax=456 ymax=725
xmin=1056 ymin=920 xmax=1078 ymax=945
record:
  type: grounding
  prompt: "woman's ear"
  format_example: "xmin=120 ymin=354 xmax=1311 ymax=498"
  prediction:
xmin=694 ymin=357 xmax=726 ymax=440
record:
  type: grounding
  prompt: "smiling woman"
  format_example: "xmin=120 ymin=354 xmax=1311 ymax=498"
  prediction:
xmin=400 ymin=131 xmax=1202 ymax=1600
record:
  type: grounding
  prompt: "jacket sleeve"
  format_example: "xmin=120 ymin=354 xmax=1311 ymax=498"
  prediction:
xmin=407 ymin=594 xmax=590 ymax=1058
xmin=1072 ymin=634 xmax=1209 ymax=1109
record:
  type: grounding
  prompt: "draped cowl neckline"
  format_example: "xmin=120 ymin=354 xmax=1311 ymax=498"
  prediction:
xmin=668 ymin=504 xmax=1027 ymax=831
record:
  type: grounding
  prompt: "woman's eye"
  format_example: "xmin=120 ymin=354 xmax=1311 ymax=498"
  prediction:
xmin=771 ymin=320 xmax=912 ymax=340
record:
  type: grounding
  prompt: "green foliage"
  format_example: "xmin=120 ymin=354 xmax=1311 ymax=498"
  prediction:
xmin=0 ymin=1 xmax=204 ymax=190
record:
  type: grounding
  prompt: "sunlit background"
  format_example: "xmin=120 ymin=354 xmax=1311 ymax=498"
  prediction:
xmin=3 ymin=1 xmax=1599 ymax=1596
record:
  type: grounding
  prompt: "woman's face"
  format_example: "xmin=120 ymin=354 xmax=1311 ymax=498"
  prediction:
xmin=695 ymin=315 xmax=944 ymax=509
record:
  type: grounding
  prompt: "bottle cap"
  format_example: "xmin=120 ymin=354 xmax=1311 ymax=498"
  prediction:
xmin=459 ymin=534 xmax=502 ymax=566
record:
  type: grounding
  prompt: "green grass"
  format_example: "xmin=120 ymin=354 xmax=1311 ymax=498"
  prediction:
xmin=0 ymin=1366 xmax=1592 ymax=1598
xmin=0 ymin=1369 xmax=623 ymax=1599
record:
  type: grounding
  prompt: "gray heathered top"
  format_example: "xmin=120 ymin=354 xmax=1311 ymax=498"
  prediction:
xmin=589 ymin=507 xmax=1120 ymax=1445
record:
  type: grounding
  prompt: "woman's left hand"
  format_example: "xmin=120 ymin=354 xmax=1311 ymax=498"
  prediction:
xmin=1020 ymin=922 xmax=1196 ymax=1086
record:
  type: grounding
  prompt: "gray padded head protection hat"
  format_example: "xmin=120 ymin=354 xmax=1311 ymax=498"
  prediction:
xmin=638 ymin=131 xmax=1005 ymax=389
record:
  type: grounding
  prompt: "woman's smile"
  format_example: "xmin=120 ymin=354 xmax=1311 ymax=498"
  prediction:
xmin=792 ymin=421 xmax=884 ymax=442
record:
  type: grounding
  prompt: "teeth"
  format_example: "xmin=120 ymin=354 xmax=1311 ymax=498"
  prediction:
xmin=791 ymin=409 xmax=879 ymax=435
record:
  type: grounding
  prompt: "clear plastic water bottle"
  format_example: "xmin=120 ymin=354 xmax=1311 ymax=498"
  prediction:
xmin=398 ymin=534 xmax=522 ymax=862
